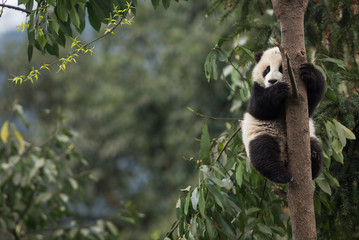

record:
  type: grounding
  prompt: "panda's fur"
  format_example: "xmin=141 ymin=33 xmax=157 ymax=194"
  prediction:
xmin=242 ymin=47 xmax=325 ymax=184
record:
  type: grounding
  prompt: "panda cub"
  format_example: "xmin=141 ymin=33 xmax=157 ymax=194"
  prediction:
xmin=242 ymin=47 xmax=325 ymax=184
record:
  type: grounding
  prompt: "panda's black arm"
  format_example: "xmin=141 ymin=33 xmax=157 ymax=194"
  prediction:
xmin=247 ymin=82 xmax=289 ymax=120
xmin=300 ymin=63 xmax=325 ymax=117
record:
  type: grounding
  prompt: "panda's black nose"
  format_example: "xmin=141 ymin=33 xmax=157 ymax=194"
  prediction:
xmin=268 ymin=79 xmax=277 ymax=84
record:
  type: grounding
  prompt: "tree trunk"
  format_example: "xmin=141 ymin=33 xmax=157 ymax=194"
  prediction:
xmin=271 ymin=1 xmax=317 ymax=239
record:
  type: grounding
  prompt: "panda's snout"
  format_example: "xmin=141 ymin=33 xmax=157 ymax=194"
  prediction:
xmin=268 ymin=79 xmax=278 ymax=84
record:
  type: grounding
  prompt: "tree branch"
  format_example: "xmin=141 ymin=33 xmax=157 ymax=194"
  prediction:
xmin=0 ymin=4 xmax=31 ymax=14
xmin=285 ymin=52 xmax=299 ymax=99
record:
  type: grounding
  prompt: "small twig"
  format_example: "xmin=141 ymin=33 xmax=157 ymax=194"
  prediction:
xmin=0 ymin=3 xmax=31 ymax=14
xmin=256 ymin=179 xmax=267 ymax=218
xmin=285 ymin=52 xmax=299 ymax=98
xmin=228 ymin=58 xmax=248 ymax=83
xmin=166 ymin=220 xmax=179 ymax=238
xmin=211 ymin=122 xmax=242 ymax=170
xmin=187 ymin=107 xmax=240 ymax=121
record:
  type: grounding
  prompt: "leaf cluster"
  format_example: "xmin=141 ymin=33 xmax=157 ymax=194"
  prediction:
xmin=0 ymin=103 xmax=121 ymax=239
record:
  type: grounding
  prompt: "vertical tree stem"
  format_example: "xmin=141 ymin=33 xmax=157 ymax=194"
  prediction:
xmin=271 ymin=1 xmax=317 ymax=239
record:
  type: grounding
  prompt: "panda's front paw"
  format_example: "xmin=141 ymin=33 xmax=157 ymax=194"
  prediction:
xmin=300 ymin=63 xmax=319 ymax=84
xmin=270 ymin=82 xmax=290 ymax=103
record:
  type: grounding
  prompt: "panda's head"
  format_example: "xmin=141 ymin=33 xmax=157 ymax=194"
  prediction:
xmin=252 ymin=47 xmax=283 ymax=88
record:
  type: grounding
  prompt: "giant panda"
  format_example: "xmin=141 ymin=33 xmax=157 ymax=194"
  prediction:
xmin=241 ymin=47 xmax=325 ymax=184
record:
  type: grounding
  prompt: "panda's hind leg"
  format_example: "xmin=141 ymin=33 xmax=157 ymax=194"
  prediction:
xmin=249 ymin=134 xmax=292 ymax=184
xmin=310 ymin=137 xmax=323 ymax=179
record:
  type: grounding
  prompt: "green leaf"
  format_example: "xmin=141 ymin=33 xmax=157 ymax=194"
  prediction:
xmin=184 ymin=190 xmax=191 ymax=215
xmin=191 ymin=187 xmax=199 ymax=211
xmin=216 ymin=47 xmax=228 ymax=62
xmin=35 ymin=192 xmax=52 ymax=204
xmin=25 ymin=0 xmax=33 ymax=11
xmin=323 ymin=170 xmax=340 ymax=187
xmin=333 ymin=119 xmax=356 ymax=140
xmin=206 ymin=181 xmax=225 ymax=209
xmin=37 ymin=31 xmax=47 ymax=50
xmin=56 ymin=0 xmax=69 ymax=22
xmin=162 ymin=0 xmax=170 ymax=9
xmin=326 ymin=121 xmax=338 ymax=138
xmin=246 ymin=207 xmax=261 ymax=215
xmin=68 ymin=177 xmax=79 ymax=190
xmin=218 ymin=214 xmax=236 ymax=237
xmin=204 ymin=216 xmax=216 ymax=238
xmin=333 ymin=120 xmax=346 ymax=146
xmin=211 ymin=52 xmax=218 ymax=80
xmin=204 ymin=51 xmax=213 ymax=82
xmin=239 ymin=46 xmax=255 ymax=63
xmin=235 ymin=162 xmax=244 ymax=187
xmin=325 ymin=87 xmax=337 ymax=101
xmin=332 ymin=150 xmax=344 ymax=164
xmin=316 ymin=176 xmax=332 ymax=195
xmin=332 ymin=138 xmax=343 ymax=153
xmin=199 ymin=123 xmax=210 ymax=164
xmin=27 ymin=44 xmax=33 ymax=62
xmin=199 ymin=188 xmax=205 ymax=217
xmin=69 ymin=5 xmax=80 ymax=29
xmin=106 ymin=221 xmax=119 ymax=235
xmin=87 ymin=2 xmax=101 ymax=31
xmin=257 ymin=223 xmax=272 ymax=236
xmin=51 ymin=16 xmax=60 ymax=34
xmin=45 ymin=43 xmax=59 ymax=57
xmin=18 ymin=0 xmax=29 ymax=4
xmin=0 ymin=120 xmax=9 ymax=144
xmin=321 ymin=57 xmax=346 ymax=70
xmin=175 ymin=199 xmax=182 ymax=219
xmin=151 ymin=0 xmax=160 ymax=8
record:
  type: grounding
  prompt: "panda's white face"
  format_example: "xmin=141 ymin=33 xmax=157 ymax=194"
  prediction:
xmin=252 ymin=47 xmax=283 ymax=88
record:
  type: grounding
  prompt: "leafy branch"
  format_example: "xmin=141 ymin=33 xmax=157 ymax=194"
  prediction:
xmin=0 ymin=3 xmax=31 ymax=14
xmin=9 ymin=1 xmax=134 ymax=84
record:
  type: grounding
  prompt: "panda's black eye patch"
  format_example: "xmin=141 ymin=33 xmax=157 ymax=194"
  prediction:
xmin=279 ymin=65 xmax=283 ymax=73
xmin=263 ymin=66 xmax=270 ymax=77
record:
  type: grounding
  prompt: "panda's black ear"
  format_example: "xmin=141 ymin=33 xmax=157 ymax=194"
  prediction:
xmin=254 ymin=52 xmax=263 ymax=63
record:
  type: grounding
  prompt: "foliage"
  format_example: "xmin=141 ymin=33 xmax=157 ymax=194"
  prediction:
xmin=9 ymin=1 xmax=134 ymax=84
xmin=1 ymin=1 xmax=232 ymax=239
xmin=165 ymin=0 xmax=359 ymax=239
xmin=0 ymin=103 xmax=121 ymax=239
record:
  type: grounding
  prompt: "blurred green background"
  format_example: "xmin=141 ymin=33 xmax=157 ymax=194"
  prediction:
xmin=0 ymin=1 xmax=233 ymax=238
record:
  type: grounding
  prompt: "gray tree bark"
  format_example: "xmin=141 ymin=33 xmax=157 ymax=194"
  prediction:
xmin=271 ymin=1 xmax=317 ymax=239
